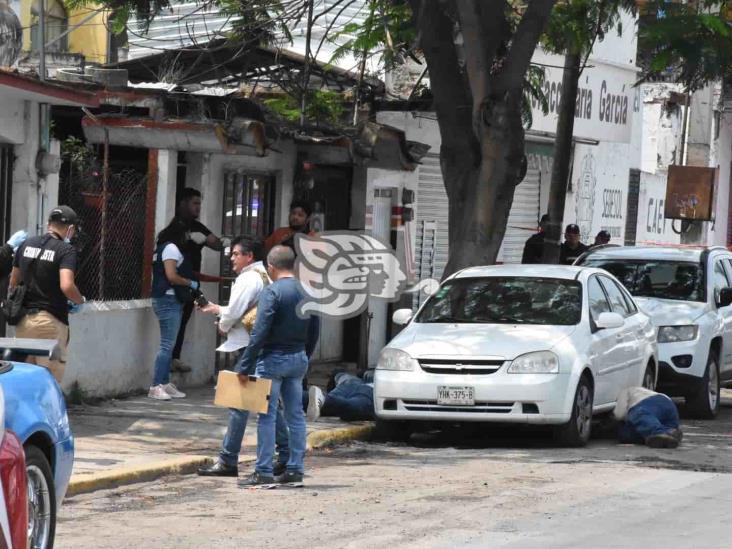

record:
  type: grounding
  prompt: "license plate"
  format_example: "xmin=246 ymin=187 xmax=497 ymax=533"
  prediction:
xmin=437 ymin=386 xmax=475 ymax=406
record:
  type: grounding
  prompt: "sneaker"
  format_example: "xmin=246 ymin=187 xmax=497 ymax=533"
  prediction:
xmin=197 ymin=461 xmax=238 ymax=477
xmin=645 ymin=432 xmax=679 ymax=449
xmin=172 ymin=359 xmax=192 ymax=373
xmin=307 ymin=386 xmax=325 ymax=421
xmin=163 ymin=383 xmax=186 ymax=398
xmin=273 ymin=461 xmax=287 ymax=477
xmin=148 ymin=385 xmax=172 ymax=401
xmin=238 ymin=472 xmax=274 ymax=487
xmin=275 ymin=471 xmax=304 ymax=484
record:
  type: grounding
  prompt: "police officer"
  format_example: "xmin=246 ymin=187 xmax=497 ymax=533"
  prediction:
xmin=9 ymin=206 xmax=85 ymax=382
xmin=559 ymin=224 xmax=589 ymax=265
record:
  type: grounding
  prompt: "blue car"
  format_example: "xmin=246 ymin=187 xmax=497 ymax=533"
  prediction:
xmin=0 ymin=339 xmax=74 ymax=549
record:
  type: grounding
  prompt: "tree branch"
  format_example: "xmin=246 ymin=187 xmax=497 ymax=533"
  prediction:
xmin=497 ymin=0 xmax=557 ymax=92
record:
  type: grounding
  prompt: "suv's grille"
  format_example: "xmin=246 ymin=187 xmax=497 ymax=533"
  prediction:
xmin=418 ymin=358 xmax=505 ymax=375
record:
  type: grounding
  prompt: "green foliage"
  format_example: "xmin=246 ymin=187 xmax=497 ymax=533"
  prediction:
xmin=639 ymin=1 xmax=732 ymax=91
xmin=264 ymin=90 xmax=344 ymax=125
xmin=523 ymin=65 xmax=549 ymax=129
xmin=543 ymin=0 xmax=637 ymax=57
xmin=61 ymin=136 xmax=96 ymax=168
xmin=329 ymin=1 xmax=415 ymax=72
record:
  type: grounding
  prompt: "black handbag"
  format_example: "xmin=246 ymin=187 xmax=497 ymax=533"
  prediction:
xmin=2 ymin=236 xmax=51 ymax=325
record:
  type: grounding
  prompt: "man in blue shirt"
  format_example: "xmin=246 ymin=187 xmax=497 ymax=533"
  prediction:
xmin=237 ymin=245 xmax=320 ymax=485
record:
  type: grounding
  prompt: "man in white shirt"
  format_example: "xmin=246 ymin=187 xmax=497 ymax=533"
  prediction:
xmin=196 ymin=236 xmax=289 ymax=477
xmin=614 ymin=387 xmax=682 ymax=448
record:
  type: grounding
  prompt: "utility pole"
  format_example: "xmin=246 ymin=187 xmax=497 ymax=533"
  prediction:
xmin=300 ymin=0 xmax=314 ymax=128
xmin=38 ymin=0 xmax=45 ymax=81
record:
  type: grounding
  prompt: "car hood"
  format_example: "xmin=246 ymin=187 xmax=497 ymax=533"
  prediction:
xmin=390 ymin=323 xmax=577 ymax=360
xmin=633 ymin=297 xmax=708 ymax=326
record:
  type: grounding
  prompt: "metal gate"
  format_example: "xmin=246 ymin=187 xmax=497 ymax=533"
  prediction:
xmin=497 ymin=168 xmax=541 ymax=264
xmin=0 ymin=145 xmax=12 ymax=336
xmin=216 ymin=170 xmax=276 ymax=371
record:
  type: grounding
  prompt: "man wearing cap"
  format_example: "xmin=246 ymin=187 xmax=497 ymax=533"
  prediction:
xmin=9 ymin=206 xmax=85 ymax=382
xmin=521 ymin=214 xmax=549 ymax=264
xmin=559 ymin=224 xmax=589 ymax=265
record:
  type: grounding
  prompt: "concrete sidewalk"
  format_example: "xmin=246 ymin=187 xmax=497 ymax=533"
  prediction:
xmin=66 ymin=384 xmax=373 ymax=496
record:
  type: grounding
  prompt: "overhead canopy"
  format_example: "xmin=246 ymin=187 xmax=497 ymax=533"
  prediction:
xmin=108 ymin=39 xmax=385 ymax=93
xmin=0 ymin=69 xmax=99 ymax=107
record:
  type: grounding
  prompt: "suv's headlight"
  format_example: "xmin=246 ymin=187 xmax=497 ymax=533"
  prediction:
xmin=507 ymin=351 xmax=559 ymax=374
xmin=376 ymin=348 xmax=418 ymax=371
xmin=658 ymin=325 xmax=698 ymax=343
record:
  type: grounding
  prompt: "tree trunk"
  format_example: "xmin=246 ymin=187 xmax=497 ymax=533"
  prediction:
xmin=543 ymin=51 xmax=581 ymax=263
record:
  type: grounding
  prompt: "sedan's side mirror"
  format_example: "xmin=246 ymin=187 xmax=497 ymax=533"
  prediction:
xmin=595 ymin=312 xmax=625 ymax=330
xmin=718 ymin=287 xmax=732 ymax=308
xmin=392 ymin=309 xmax=414 ymax=326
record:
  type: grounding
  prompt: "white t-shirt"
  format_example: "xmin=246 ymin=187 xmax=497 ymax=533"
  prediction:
xmin=155 ymin=243 xmax=184 ymax=295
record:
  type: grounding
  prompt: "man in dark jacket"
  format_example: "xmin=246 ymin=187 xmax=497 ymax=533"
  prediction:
xmin=521 ymin=214 xmax=549 ymax=264
xmin=237 ymin=245 xmax=320 ymax=486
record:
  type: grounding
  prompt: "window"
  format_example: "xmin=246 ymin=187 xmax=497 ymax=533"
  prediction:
xmin=588 ymin=277 xmax=611 ymax=323
xmin=416 ymin=277 xmax=583 ymax=326
xmin=583 ymin=259 xmax=705 ymax=302
xmin=31 ymin=0 xmax=68 ymax=53
xmin=599 ymin=276 xmax=632 ymax=317
xmin=712 ymin=260 xmax=730 ymax=302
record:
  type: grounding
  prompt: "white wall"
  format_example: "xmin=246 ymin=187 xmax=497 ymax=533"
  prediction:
xmin=635 ymin=171 xmax=681 ymax=246
xmin=707 ymin=112 xmax=732 ymax=247
xmin=563 ymin=141 xmax=633 ymax=246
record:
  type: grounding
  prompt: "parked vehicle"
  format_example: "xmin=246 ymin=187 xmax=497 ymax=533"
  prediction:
xmin=0 ymin=339 xmax=75 ymax=549
xmin=374 ymin=265 xmax=658 ymax=446
xmin=577 ymin=245 xmax=732 ymax=418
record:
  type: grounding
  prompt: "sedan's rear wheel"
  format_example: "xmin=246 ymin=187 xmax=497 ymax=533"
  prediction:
xmin=25 ymin=445 xmax=56 ymax=549
xmin=554 ymin=375 xmax=593 ymax=447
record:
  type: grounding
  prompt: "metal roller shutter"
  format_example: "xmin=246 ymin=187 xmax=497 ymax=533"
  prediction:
xmin=414 ymin=154 xmax=449 ymax=308
xmin=498 ymin=168 xmax=541 ymax=264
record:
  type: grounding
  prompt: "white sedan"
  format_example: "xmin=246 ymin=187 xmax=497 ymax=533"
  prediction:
xmin=374 ymin=265 xmax=658 ymax=446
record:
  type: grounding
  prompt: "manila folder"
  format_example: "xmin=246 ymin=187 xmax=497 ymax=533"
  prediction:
xmin=214 ymin=371 xmax=272 ymax=413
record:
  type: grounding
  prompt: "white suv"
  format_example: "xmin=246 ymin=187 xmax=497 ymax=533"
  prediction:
xmin=578 ymin=246 xmax=732 ymax=418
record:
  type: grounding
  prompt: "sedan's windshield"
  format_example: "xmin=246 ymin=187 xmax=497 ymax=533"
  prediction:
xmin=583 ymin=259 xmax=704 ymax=302
xmin=416 ymin=277 xmax=582 ymax=325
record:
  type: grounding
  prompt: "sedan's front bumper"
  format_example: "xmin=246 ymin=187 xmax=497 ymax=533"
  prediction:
xmin=374 ymin=369 xmax=574 ymax=424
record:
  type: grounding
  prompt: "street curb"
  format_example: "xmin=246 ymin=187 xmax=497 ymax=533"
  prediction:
xmin=306 ymin=423 xmax=375 ymax=450
xmin=66 ymin=455 xmax=214 ymax=497
xmin=65 ymin=425 xmax=374 ymax=497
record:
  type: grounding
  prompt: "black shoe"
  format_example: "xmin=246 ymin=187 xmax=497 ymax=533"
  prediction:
xmin=197 ymin=461 xmax=238 ymax=477
xmin=238 ymin=472 xmax=274 ymax=486
xmin=276 ymin=471 xmax=304 ymax=484
xmin=273 ymin=461 xmax=287 ymax=477
xmin=645 ymin=433 xmax=679 ymax=449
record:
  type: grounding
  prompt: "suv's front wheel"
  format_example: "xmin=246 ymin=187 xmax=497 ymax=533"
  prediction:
xmin=687 ymin=350 xmax=720 ymax=419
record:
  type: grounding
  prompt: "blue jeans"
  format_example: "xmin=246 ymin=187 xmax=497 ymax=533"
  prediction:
xmin=303 ymin=374 xmax=374 ymax=421
xmin=618 ymin=394 xmax=680 ymax=443
xmin=152 ymin=295 xmax=183 ymax=386
xmin=255 ymin=350 xmax=309 ymax=475
xmin=220 ymin=350 xmax=290 ymax=467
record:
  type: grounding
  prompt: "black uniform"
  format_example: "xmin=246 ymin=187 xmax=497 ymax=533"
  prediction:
xmin=521 ymin=232 xmax=545 ymax=264
xmin=13 ymin=234 xmax=77 ymax=325
xmin=173 ymin=217 xmax=213 ymax=361
xmin=559 ymin=242 xmax=589 ymax=266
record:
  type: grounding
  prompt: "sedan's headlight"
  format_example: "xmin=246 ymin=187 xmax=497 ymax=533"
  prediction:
xmin=376 ymin=348 xmax=418 ymax=371
xmin=658 ymin=325 xmax=698 ymax=343
xmin=507 ymin=351 xmax=559 ymax=374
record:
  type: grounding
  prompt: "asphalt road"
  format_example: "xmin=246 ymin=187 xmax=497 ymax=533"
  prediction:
xmin=57 ymin=396 xmax=732 ymax=549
